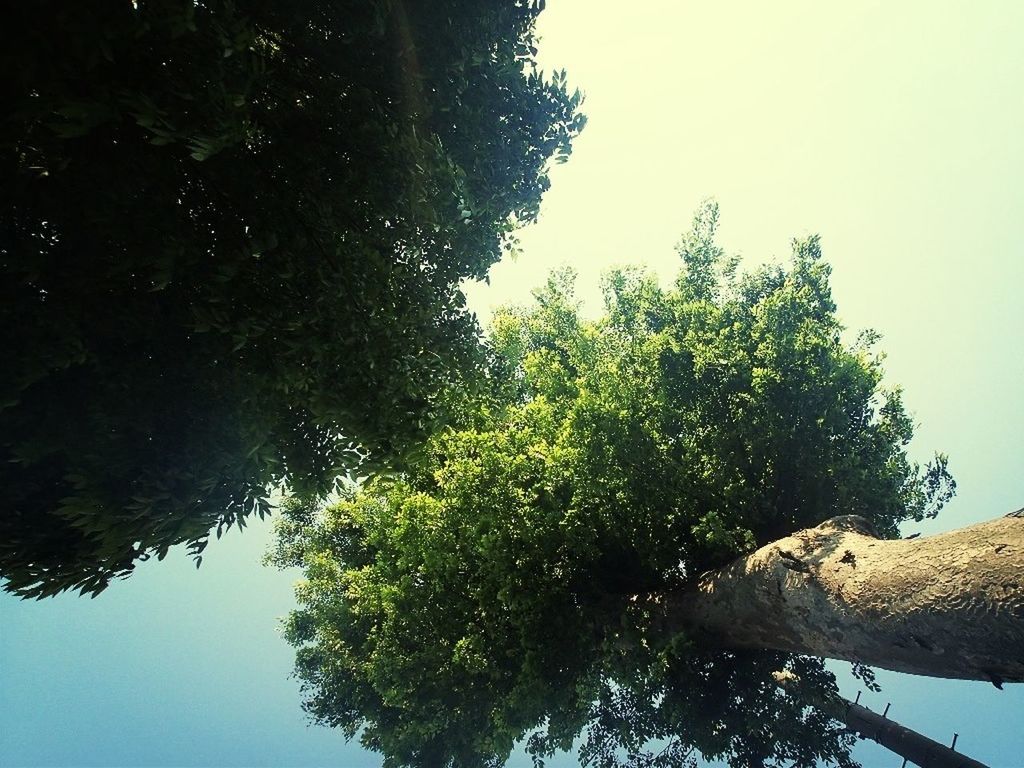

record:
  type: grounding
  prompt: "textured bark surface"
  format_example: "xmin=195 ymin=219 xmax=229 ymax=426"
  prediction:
xmin=666 ymin=511 xmax=1024 ymax=682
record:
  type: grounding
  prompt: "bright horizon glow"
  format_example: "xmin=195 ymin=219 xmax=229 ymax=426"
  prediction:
xmin=3 ymin=2 xmax=1023 ymax=766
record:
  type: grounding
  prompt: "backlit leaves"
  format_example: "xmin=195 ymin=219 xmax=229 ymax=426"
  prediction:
xmin=274 ymin=205 xmax=952 ymax=766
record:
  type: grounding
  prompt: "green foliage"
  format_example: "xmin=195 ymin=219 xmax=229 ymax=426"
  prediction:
xmin=272 ymin=203 xmax=955 ymax=767
xmin=0 ymin=0 xmax=583 ymax=597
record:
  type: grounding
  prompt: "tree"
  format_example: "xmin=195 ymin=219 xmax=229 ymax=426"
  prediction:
xmin=0 ymin=0 xmax=584 ymax=598
xmin=773 ymin=671 xmax=991 ymax=768
xmin=268 ymin=203 xmax=1003 ymax=768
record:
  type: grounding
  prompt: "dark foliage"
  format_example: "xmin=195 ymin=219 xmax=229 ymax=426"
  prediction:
xmin=0 ymin=0 xmax=583 ymax=597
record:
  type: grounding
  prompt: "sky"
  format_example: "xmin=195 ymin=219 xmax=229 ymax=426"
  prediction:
xmin=3 ymin=1 xmax=1023 ymax=766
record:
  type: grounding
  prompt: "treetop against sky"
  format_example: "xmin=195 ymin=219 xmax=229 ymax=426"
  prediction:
xmin=270 ymin=210 xmax=978 ymax=767
xmin=2 ymin=2 xmax=1022 ymax=768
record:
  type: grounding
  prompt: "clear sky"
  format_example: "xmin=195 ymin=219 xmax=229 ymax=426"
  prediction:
xmin=3 ymin=1 xmax=1023 ymax=766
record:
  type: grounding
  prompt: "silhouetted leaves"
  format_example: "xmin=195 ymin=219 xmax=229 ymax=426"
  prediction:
xmin=0 ymin=0 xmax=583 ymax=597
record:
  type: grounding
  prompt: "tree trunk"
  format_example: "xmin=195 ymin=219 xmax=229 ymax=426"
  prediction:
xmin=837 ymin=698 xmax=989 ymax=768
xmin=773 ymin=671 xmax=990 ymax=768
xmin=664 ymin=511 xmax=1024 ymax=683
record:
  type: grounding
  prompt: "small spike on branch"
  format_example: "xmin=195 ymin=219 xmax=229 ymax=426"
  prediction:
xmin=773 ymin=671 xmax=990 ymax=768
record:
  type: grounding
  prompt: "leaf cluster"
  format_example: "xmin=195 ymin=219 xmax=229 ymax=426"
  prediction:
xmin=273 ymin=204 xmax=954 ymax=766
xmin=0 ymin=0 xmax=583 ymax=596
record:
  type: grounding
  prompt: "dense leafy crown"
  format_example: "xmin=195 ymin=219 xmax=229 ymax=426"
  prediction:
xmin=0 ymin=0 xmax=583 ymax=597
xmin=272 ymin=204 xmax=954 ymax=767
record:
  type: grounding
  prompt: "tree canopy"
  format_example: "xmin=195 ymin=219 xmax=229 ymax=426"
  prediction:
xmin=0 ymin=0 xmax=583 ymax=597
xmin=270 ymin=203 xmax=955 ymax=767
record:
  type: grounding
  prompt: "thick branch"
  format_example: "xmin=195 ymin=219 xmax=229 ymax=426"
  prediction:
xmin=665 ymin=512 xmax=1024 ymax=682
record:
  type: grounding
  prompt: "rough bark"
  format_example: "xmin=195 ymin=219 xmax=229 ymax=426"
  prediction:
xmin=665 ymin=510 xmax=1024 ymax=683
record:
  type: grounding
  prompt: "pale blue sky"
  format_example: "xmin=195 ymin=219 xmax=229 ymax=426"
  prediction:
xmin=3 ymin=2 xmax=1023 ymax=766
